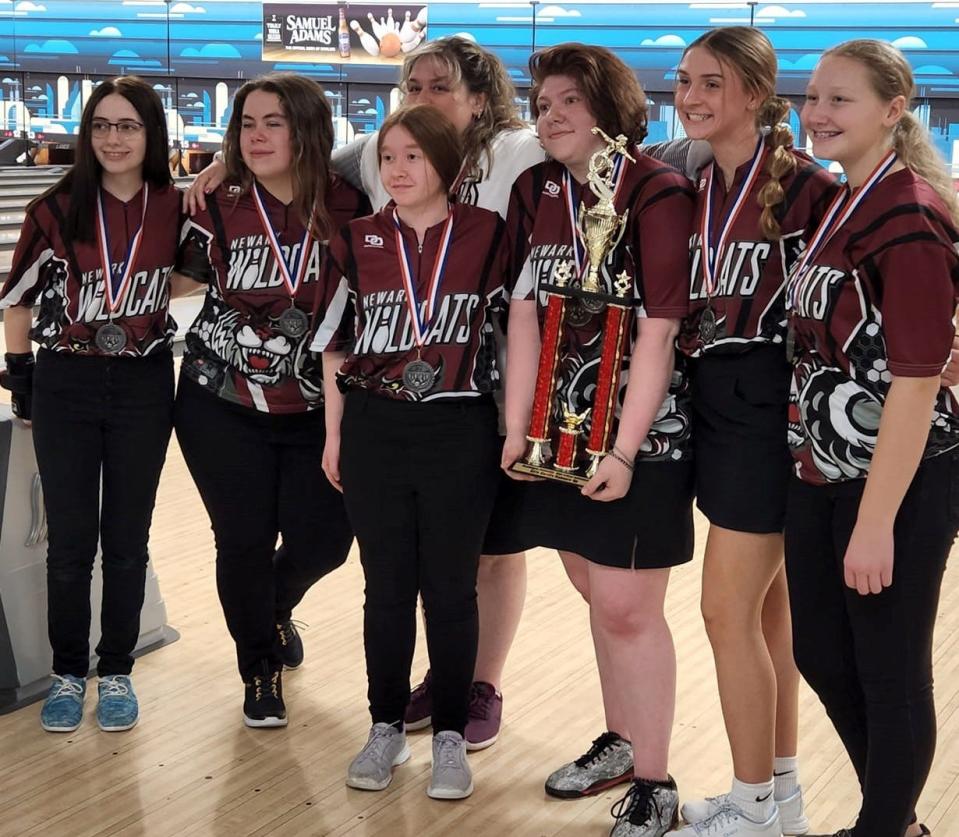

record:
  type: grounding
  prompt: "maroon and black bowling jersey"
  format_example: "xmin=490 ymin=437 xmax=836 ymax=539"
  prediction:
xmin=506 ymin=154 xmax=695 ymax=463
xmin=176 ymin=176 xmax=370 ymax=414
xmin=0 ymin=184 xmax=182 ymax=356
xmin=679 ymin=149 xmax=839 ymax=357
xmin=786 ymin=169 xmax=959 ymax=485
xmin=310 ymin=202 xmax=509 ymax=402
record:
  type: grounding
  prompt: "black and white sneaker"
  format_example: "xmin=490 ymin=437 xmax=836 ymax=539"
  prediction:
xmin=276 ymin=619 xmax=305 ymax=669
xmin=243 ymin=660 xmax=288 ymax=728
xmin=609 ymin=776 xmax=679 ymax=836
xmin=545 ymin=731 xmax=633 ymax=798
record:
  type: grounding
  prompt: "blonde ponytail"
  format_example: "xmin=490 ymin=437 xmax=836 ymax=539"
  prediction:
xmin=894 ymin=111 xmax=959 ymax=226
xmin=756 ymin=96 xmax=797 ymax=241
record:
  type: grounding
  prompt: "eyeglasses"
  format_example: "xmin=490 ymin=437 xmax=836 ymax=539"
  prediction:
xmin=90 ymin=119 xmax=144 ymax=137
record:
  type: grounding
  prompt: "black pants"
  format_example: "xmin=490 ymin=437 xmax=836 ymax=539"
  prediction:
xmin=340 ymin=390 xmax=499 ymax=734
xmin=785 ymin=453 xmax=959 ymax=837
xmin=174 ymin=376 xmax=353 ymax=680
xmin=31 ymin=348 xmax=174 ymax=678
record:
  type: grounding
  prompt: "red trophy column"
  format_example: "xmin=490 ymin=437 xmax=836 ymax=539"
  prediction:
xmin=521 ymin=262 xmax=571 ymax=468
xmin=585 ymin=271 xmax=633 ymax=476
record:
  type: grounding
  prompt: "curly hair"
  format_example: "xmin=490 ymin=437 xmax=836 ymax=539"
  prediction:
xmin=399 ymin=37 xmax=525 ymax=178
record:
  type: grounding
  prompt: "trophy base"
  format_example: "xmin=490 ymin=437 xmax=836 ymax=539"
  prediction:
xmin=543 ymin=283 xmax=628 ymax=308
xmin=512 ymin=460 xmax=588 ymax=487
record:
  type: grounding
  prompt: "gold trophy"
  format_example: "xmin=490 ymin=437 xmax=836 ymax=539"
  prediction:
xmin=578 ymin=128 xmax=635 ymax=297
xmin=511 ymin=129 xmax=637 ymax=485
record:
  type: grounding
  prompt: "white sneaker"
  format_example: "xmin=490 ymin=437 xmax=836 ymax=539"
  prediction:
xmin=682 ymin=788 xmax=809 ymax=835
xmin=427 ymin=730 xmax=473 ymax=800
xmin=346 ymin=723 xmax=411 ymax=791
xmin=669 ymin=803 xmax=780 ymax=836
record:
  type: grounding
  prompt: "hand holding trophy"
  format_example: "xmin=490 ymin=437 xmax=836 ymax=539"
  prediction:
xmin=511 ymin=128 xmax=637 ymax=486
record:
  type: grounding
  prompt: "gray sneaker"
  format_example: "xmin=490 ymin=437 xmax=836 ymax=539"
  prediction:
xmin=682 ymin=788 xmax=808 ymax=835
xmin=427 ymin=730 xmax=474 ymax=800
xmin=610 ymin=776 xmax=679 ymax=836
xmin=545 ymin=731 xmax=634 ymax=798
xmin=346 ymin=723 xmax=411 ymax=791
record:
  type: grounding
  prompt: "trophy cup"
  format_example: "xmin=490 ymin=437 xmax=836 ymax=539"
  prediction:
xmin=579 ymin=129 xmax=634 ymax=302
xmin=511 ymin=129 xmax=637 ymax=486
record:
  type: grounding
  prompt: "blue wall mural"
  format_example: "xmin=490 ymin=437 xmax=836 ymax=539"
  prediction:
xmin=0 ymin=1 xmax=957 ymax=171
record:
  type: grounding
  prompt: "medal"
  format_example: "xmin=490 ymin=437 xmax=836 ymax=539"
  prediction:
xmin=699 ymin=306 xmax=717 ymax=345
xmin=252 ymin=182 xmax=315 ymax=339
xmin=94 ymin=184 xmax=148 ymax=354
xmin=785 ymin=319 xmax=796 ymax=364
xmin=393 ymin=207 xmax=455 ymax=395
xmin=698 ymin=136 xmax=767 ymax=344
xmin=95 ymin=322 xmax=127 ymax=354
xmin=402 ymin=357 xmax=437 ymax=394
xmin=277 ymin=306 xmax=309 ymax=339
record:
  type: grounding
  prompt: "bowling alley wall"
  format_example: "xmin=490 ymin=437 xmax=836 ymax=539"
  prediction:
xmin=0 ymin=0 xmax=958 ymax=174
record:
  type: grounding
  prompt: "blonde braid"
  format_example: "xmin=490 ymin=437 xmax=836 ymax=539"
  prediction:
xmin=756 ymin=96 xmax=797 ymax=241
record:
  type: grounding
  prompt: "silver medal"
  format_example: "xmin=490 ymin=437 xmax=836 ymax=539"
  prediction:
xmin=699 ymin=306 xmax=717 ymax=345
xmin=278 ymin=306 xmax=309 ymax=339
xmin=95 ymin=322 xmax=127 ymax=354
xmin=402 ymin=359 xmax=437 ymax=394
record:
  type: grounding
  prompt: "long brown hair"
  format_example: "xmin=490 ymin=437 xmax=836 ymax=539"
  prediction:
xmin=30 ymin=75 xmax=172 ymax=243
xmin=222 ymin=73 xmax=334 ymax=238
xmin=821 ymin=39 xmax=959 ymax=225
xmin=529 ymin=43 xmax=649 ymax=147
xmin=683 ymin=27 xmax=795 ymax=240
xmin=377 ymin=104 xmax=463 ymax=194
xmin=399 ymin=37 xmax=524 ymax=177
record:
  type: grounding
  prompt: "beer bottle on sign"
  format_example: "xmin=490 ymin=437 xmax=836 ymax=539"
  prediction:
xmin=338 ymin=8 xmax=351 ymax=59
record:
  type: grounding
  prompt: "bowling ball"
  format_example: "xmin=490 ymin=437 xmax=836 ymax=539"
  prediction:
xmin=379 ymin=31 xmax=402 ymax=58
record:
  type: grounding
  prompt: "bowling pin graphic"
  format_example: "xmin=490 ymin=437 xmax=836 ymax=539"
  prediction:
xmin=351 ymin=20 xmax=380 ymax=56
xmin=399 ymin=11 xmax=418 ymax=43
xmin=366 ymin=12 xmax=385 ymax=39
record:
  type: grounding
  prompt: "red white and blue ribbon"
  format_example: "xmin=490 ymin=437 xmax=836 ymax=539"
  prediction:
xmin=786 ymin=150 xmax=897 ymax=311
xmin=563 ymin=152 xmax=627 ymax=279
xmin=700 ymin=135 xmax=767 ymax=298
xmin=393 ymin=207 xmax=455 ymax=348
xmin=251 ymin=182 xmax=314 ymax=298
xmin=95 ymin=184 xmax=149 ymax=314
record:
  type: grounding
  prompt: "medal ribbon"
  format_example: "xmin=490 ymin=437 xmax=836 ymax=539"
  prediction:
xmin=95 ymin=184 xmax=149 ymax=315
xmin=786 ymin=150 xmax=897 ymax=310
xmin=251 ymin=182 xmax=314 ymax=298
xmin=393 ymin=207 xmax=455 ymax=348
xmin=563 ymin=153 xmax=627 ymax=279
xmin=700 ymin=136 xmax=768 ymax=299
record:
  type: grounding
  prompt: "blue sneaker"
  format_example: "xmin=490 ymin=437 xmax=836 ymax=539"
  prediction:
xmin=40 ymin=674 xmax=86 ymax=732
xmin=96 ymin=675 xmax=139 ymax=732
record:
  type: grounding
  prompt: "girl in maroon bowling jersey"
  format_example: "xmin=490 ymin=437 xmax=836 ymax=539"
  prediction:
xmin=186 ymin=38 xmax=544 ymax=750
xmin=785 ymin=40 xmax=959 ymax=837
xmin=670 ymin=28 xmax=841 ymax=836
xmin=173 ymin=73 xmax=369 ymax=728
xmin=313 ymin=104 xmax=508 ymax=801
xmin=0 ymin=77 xmax=181 ymax=733
xmin=502 ymin=44 xmax=695 ymax=837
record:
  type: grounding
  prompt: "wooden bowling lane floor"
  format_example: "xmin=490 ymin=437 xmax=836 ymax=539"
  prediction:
xmin=1 ymin=426 xmax=959 ymax=836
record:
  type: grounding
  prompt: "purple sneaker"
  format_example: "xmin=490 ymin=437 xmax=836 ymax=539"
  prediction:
xmin=464 ymin=681 xmax=502 ymax=751
xmin=405 ymin=670 xmax=432 ymax=731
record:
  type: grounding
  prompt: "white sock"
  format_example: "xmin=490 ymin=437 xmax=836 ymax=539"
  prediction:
xmin=773 ymin=755 xmax=800 ymax=800
xmin=729 ymin=777 xmax=776 ymax=822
